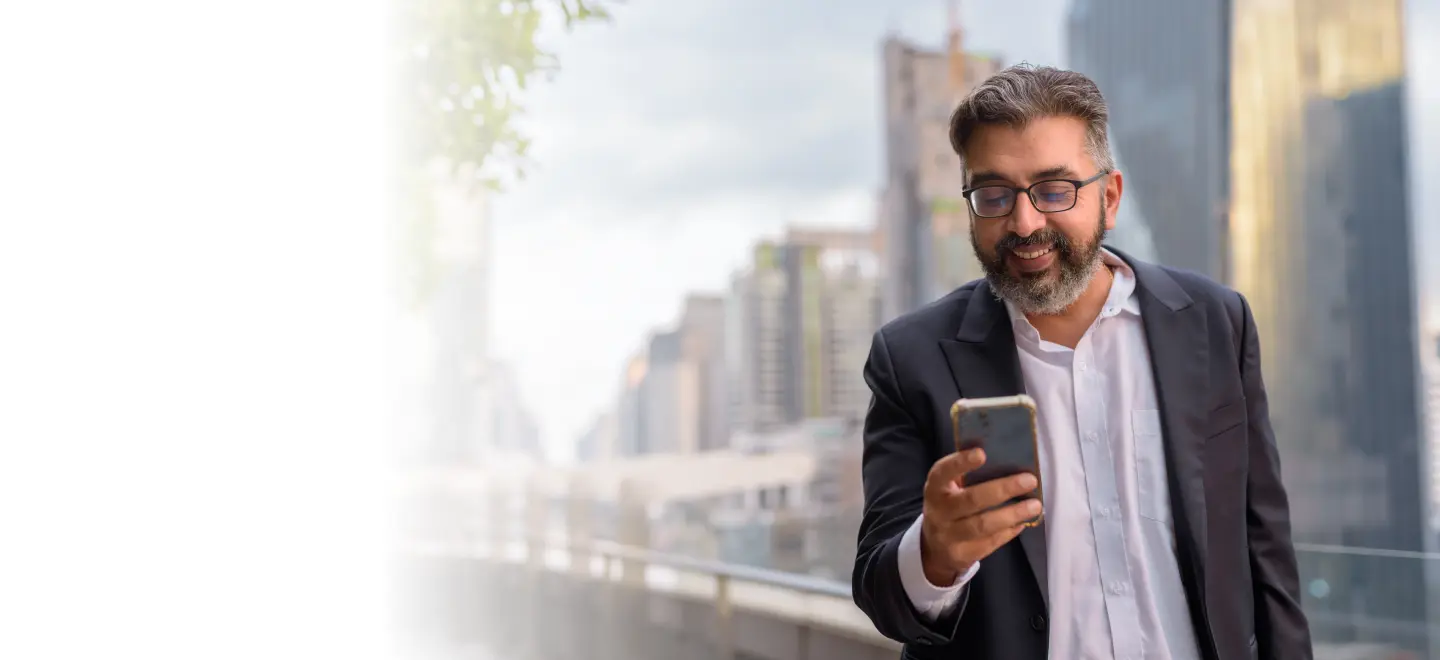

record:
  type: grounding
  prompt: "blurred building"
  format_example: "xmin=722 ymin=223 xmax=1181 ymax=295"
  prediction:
xmin=1426 ymin=332 xmax=1440 ymax=535
xmin=878 ymin=11 xmax=1003 ymax=320
xmin=1229 ymin=0 xmax=1430 ymax=648
xmin=642 ymin=329 xmax=696 ymax=456
xmin=729 ymin=229 xmax=880 ymax=433
xmin=715 ymin=418 xmax=865 ymax=578
xmin=605 ymin=295 xmax=731 ymax=459
xmin=679 ymin=295 xmax=731 ymax=452
xmin=615 ymin=352 xmax=648 ymax=457
xmin=478 ymin=361 xmax=542 ymax=459
xmin=416 ymin=174 xmax=542 ymax=464
xmin=575 ymin=411 xmax=617 ymax=464
xmin=729 ymin=243 xmax=790 ymax=433
xmin=1066 ymin=0 xmax=1230 ymax=280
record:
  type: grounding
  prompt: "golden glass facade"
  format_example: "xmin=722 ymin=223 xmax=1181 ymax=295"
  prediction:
xmin=1231 ymin=0 xmax=1430 ymax=650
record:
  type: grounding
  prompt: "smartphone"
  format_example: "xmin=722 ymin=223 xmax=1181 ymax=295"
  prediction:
xmin=950 ymin=395 xmax=1043 ymax=526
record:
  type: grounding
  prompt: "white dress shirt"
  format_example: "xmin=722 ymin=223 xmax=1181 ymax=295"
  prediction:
xmin=898 ymin=250 xmax=1202 ymax=660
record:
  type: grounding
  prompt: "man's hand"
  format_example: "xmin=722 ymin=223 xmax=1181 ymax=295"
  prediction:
xmin=919 ymin=449 xmax=1042 ymax=586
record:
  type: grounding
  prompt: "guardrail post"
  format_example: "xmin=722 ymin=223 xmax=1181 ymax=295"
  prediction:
xmin=715 ymin=574 xmax=734 ymax=660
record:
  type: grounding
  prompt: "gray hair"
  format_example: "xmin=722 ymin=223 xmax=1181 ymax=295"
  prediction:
xmin=948 ymin=64 xmax=1116 ymax=181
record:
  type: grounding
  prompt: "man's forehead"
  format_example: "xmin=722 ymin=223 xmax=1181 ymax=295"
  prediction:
xmin=963 ymin=117 xmax=1091 ymax=180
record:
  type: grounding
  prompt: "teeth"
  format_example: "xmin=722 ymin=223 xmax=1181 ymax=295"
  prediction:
xmin=1013 ymin=247 xmax=1053 ymax=259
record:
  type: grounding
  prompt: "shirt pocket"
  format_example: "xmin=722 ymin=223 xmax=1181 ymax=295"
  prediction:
xmin=1132 ymin=409 xmax=1171 ymax=524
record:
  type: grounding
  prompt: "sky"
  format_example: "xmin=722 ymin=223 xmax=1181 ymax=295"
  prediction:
xmin=488 ymin=0 xmax=1440 ymax=460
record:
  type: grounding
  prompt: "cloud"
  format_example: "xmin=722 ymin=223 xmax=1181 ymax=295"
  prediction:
xmin=486 ymin=0 xmax=1074 ymax=450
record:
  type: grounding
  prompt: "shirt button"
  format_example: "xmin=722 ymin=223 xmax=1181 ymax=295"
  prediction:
xmin=1030 ymin=613 xmax=1047 ymax=631
xmin=1109 ymin=581 xmax=1128 ymax=595
xmin=1085 ymin=431 xmax=1098 ymax=443
xmin=1077 ymin=361 xmax=1088 ymax=371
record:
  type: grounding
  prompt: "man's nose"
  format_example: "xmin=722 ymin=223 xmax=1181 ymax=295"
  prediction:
xmin=1008 ymin=192 xmax=1047 ymax=238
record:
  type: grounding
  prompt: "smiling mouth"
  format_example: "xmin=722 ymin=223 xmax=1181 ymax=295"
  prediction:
xmin=1011 ymin=246 xmax=1054 ymax=260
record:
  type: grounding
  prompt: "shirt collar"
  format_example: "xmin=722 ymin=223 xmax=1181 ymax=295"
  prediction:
xmin=1003 ymin=248 xmax=1141 ymax=337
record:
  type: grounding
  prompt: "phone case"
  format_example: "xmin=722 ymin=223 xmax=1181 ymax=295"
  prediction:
xmin=950 ymin=395 xmax=1044 ymax=527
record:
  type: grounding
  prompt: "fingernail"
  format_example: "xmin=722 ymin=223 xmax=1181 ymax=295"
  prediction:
xmin=1026 ymin=500 xmax=1042 ymax=514
xmin=1018 ymin=473 xmax=1037 ymax=489
xmin=969 ymin=449 xmax=985 ymax=462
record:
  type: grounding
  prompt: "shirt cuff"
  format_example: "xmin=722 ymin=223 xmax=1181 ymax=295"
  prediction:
xmin=898 ymin=513 xmax=978 ymax=621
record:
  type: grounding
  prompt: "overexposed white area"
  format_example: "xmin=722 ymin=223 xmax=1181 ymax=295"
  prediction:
xmin=0 ymin=1 xmax=393 ymax=658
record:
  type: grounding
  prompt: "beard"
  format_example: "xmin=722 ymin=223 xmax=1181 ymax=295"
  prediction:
xmin=972 ymin=208 xmax=1108 ymax=316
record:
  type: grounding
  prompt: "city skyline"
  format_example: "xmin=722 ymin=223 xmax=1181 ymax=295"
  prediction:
xmin=489 ymin=0 xmax=1440 ymax=458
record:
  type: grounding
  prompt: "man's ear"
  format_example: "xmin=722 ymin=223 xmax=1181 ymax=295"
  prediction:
xmin=1102 ymin=170 xmax=1123 ymax=230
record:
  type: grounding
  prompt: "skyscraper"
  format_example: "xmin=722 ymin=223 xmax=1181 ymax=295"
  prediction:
xmin=878 ymin=8 xmax=1002 ymax=321
xmin=729 ymin=229 xmax=881 ymax=432
xmin=679 ymin=294 xmax=731 ymax=452
xmin=1066 ymin=0 xmax=1231 ymax=280
xmin=1230 ymin=0 xmax=1430 ymax=649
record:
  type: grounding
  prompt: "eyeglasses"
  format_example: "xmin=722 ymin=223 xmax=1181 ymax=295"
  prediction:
xmin=961 ymin=171 xmax=1110 ymax=218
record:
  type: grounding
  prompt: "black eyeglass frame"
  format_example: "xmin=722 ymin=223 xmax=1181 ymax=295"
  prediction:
xmin=960 ymin=170 xmax=1111 ymax=218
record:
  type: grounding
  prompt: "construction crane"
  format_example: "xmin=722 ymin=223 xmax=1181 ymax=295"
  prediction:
xmin=946 ymin=0 xmax=968 ymax=103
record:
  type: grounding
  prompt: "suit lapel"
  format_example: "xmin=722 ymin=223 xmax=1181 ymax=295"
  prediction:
xmin=938 ymin=281 xmax=1049 ymax=609
xmin=1127 ymin=255 xmax=1211 ymax=606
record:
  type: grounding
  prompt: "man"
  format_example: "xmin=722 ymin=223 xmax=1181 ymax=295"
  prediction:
xmin=851 ymin=64 xmax=1312 ymax=659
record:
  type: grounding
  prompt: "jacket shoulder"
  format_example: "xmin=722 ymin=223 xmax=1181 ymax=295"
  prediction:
xmin=876 ymin=280 xmax=983 ymax=345
xmin=1149 ymin=263 xmax=1248 ymax=333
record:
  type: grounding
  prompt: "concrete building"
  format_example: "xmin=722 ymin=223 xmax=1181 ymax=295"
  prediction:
xmin=615 ymin=352 xmax=648 ymax=457
xmin=1066 ymin=0 xmax=1230 ymax=280
xmin=729 ymin=229 xmax=881 ymax=433
xmin=877 ymin=9 xmax=1003 ymax=321
xmin=729 ymin=242 xmax=794 ymax=434
xmin=1230 ymin=0 xmax=1430 ymax=648
xmin=679 ymin=295 xmax=731 ymax=453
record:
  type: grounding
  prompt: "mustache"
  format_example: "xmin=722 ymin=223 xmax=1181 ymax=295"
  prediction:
xmin=995 ymin=228 xmax=1071 ymax=254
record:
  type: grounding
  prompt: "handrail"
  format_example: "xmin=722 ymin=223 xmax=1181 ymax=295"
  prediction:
xmin=1292 ymin=542 xmax=1440 ymax=561
xmin=583 ymin=537 xmax=853 ymax=599
xmin=425 ymin=534 xmax=1440 ymax=599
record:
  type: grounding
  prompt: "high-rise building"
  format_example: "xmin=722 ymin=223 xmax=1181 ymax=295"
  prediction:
xmin=610 ymin=295 xmax=731 ymax=458
xmin=1230 ymin=0 xmax=1430 ymax=649
xmin=615 ymin=352 xmax=648 ymax=457
xmin=1425 ymin=333 xmax=1440 ymax=535
xmin=679 ymin=295 xmax=731 ymax=452
xmin=641 ymin=329 xmax=698 ymax=455
xmin=730 ymin=229 xmax=881 ymax=433
xmin=730 ymin=242 xmax=795 ymax=433
xmin=1066 ymin=0 xmax=1230 ymax=280
xmin=878 ymin=8 xmax=1003 ymax=321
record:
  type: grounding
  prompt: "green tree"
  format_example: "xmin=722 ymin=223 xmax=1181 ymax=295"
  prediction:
xmin=397 ymin=0 xmax=613 ymax=184
xmin=394 ymin=0 xmax=613 ymax=308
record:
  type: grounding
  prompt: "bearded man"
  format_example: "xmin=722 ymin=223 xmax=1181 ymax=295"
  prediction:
xmin=851 ymin=64 xmax=1312 ymax=660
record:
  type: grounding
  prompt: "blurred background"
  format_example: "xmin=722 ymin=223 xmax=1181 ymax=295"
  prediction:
xmin=393 ymin=0 xmax=1440 ymax=658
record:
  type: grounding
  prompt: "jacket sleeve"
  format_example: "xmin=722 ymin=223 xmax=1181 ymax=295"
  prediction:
xmin=1234 ymin=292 xmax=1314 ymax=659
xmin=851 ymin=329 xmax=970 ymax=645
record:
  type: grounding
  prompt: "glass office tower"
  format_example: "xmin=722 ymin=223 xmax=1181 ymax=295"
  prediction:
xmin=1231 ymin=0 xmax=1431 ymax=652
xmin=1066 ymin=0 xmax=1230 ymax=281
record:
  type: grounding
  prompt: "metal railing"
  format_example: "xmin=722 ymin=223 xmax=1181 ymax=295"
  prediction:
xmin=400 ymin=532 xmax=898 ymax=660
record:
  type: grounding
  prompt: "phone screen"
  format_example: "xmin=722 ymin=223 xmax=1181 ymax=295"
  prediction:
xmin=954 ymin=401 xmax=1041 ymax=516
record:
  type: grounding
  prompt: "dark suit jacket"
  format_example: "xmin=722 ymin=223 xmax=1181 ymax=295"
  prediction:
xmin=851 ymin=250 xmax=1312 ymax=660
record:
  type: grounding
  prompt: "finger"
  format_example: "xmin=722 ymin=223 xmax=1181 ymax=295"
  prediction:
xmin=927 ymin=449 xmax=986 ymax=498
xmin=972 ymin=521 xmax=1028 ymax=558
xmin=956 ymin=472 xmax=1039 ymax=516
xmin=967 ymin=498 xmax=1043 ymax=537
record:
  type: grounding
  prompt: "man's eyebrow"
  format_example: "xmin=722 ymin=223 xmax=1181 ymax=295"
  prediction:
xmin=1031 ymin=166 xmax=1078 ymax=180
xmin=966 ymin=171 xmax=1009 ymax=187
xmin=966 ymin=166 xmax=1079 ymax=188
